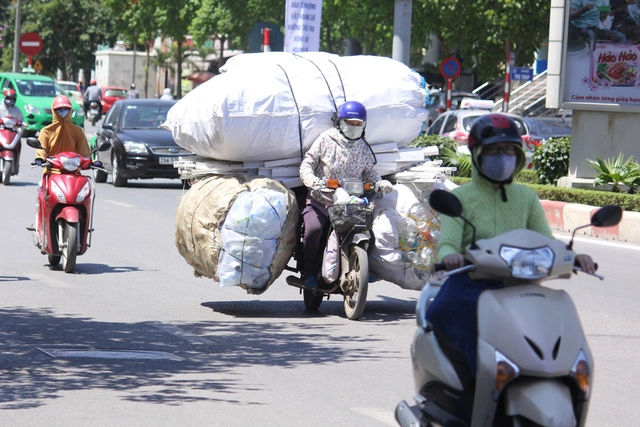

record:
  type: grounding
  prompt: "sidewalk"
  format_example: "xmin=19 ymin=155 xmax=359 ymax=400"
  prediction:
xmin=540 ymin=200 xmax=640 ymax=245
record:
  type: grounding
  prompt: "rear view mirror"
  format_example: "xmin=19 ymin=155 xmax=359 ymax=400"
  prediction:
xmin=429 ymin=189 xmax=462 ymax=218
xmin=26 ymin=137 xmax=43 ymax=150
xmin=591 ymin=205 xmax=622 ymax=227
xmin=96 ymin=141 xmax=112 ymax=152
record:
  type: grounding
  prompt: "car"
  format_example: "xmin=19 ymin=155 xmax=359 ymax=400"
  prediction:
xmin=523 ymin=116 xmax=572 ymax=147
xmin=93 ymin=99 xmax=193 ymax=187
xmin=101 ymin=86 xmax=128 ymax=114
xmin=426 ymin=89 xmax=481 ymax=126
xmin=56 ymin=80 xmax=83 ymax=104
xmin=0 ymin=72 xmax=85 ymax=136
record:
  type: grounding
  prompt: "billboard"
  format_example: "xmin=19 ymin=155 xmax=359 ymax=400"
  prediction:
xmin=562 ymin=0 xmax=640 ymax=110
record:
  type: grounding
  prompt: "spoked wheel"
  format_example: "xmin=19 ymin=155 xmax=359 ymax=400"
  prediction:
xmin=60 ymin=221 xmax=78 ymax=273
xmin=303 ymin=289 xmax=324 ymax=311
xmin=2 ymin=160 xmax=11 ymax=185
xmin=112 ymin=155 xmax=127 ymax=187
xmin=48 ymin=254 xmax=61 ymax=267
xmin=343 ymin=246 xmax=369 ymax=320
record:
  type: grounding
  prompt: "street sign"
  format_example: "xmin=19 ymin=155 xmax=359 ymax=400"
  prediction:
xmin=19 ymin=32 xmax=43 ymax=56
xmin=33 ymin=60 xmax=43 ymax=73
xmin=439 ymin=56 xmax=462 ymax=80
xmin=510 ymin=67 xmax=533 ymax=81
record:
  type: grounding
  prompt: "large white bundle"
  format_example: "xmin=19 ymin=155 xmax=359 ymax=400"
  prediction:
xmin=162 ymin=52 xmax=428 ymax=162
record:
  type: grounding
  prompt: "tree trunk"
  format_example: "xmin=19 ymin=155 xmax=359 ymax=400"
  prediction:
xmin=144 ymin=40 xmax=151 ymax=98
xmin=176 ymin=40 xmax=183 ymax=99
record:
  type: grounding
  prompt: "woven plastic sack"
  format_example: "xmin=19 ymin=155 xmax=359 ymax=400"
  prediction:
xmin=175 ymin=173 xmax=299 ymax=294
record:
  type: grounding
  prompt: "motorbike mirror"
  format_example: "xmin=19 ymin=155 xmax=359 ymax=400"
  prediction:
xmin=101 ymin=123 xmax=113 ymax=130
xmin=429 ymin=189 xmax=462 ymax=217
xmin=96 ymin=141 xmax=112 ymax=152
xmin=26 ymin=137 xmax=43 ymax=150
xmin=591 ymin=205 xmax=622 ymax=227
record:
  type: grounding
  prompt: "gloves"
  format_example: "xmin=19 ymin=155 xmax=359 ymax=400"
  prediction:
xmin=32 ymin=158 xmax=44 ymax=166
xmin=92 ymin=160 xmax=104 ymax=168
xmin=378 ymin=179 xmax=394 ymax=194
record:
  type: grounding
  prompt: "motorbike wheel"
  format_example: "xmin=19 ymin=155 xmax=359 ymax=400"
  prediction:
xmin=303 ymin=289 xmax=323 ymax=311
xmin=94 ymin=167 xmax=108 ymax=183
xmin=61 ymin=221 xmax=78 ymax=273
xmin=2 ymin=160 xmax=11 ymax=185
xmin=111 ymin=155 xmax=127 ymax=187
xmin=343 ymin=246 xmax=369 ymax=320
xmin=48 ymin=254 xmax=61 ymax=267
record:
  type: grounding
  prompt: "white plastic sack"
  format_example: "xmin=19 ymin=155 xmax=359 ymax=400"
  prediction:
xmin=162 ymin=52 xmax=428 ymax=162
xmin=322 ymin=229 xmax=340 ymax=283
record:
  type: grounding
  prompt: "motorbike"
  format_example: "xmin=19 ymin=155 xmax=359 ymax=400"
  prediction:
xmin=286 ymin=179 xmax=378 ymax=320
xmin=25 ymin=137 xmax=111 ymax=273
xmin=395 ymin=189 xmax=622 ymax=427
xmin=88 ymin=100 xmax=102 ymax=125
xmin=0 ymin=115 xmax=23 ymax=185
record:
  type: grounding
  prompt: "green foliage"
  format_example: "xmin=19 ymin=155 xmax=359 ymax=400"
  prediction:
xmin=587 ymin=153 xmax=640 ymax=194
xmin=533 ymin=137 xmax=571 ymax=186
xmin=440 ymin=146 xmax=472 ymax=177
xmin=407 ymin=134 xmax=471 ymax=175
xmin=408 ymin=134 xmax=456 ymax=160
xmin=514 ymin=168 xmax=538 ymax=184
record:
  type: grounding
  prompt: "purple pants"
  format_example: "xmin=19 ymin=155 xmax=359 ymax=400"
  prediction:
xmin=301 ymin=198 xmax=329 ymax=278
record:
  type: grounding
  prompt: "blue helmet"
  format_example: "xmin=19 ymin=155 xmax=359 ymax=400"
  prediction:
xmin=337 ymin=101 xmax=367 ymax=122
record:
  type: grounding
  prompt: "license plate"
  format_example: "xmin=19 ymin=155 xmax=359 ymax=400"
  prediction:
xmin=159 ymin=157 xmax=175 ymax=165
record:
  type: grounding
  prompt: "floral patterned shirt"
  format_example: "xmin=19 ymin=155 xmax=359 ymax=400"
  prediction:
xmin=299 ymin=127 xmax=381 ymax=206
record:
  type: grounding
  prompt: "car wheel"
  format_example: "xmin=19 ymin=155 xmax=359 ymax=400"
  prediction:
xmin=111 ymin=154 xmax=127 ymax=187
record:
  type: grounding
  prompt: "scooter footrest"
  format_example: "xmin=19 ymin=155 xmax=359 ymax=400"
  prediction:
xmin=26 ymin=226 xmax=36 ymax=231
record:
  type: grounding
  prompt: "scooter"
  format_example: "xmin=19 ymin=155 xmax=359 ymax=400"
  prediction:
xmin=25 ymin=137 xmax=111 ymax=273
xmin=89 ymin=100 xmax=101 ymax=125
xmin=286 ymin=179 xmax=378 ymax=320
xmin=0 ymin=115 xmax=23 ymax=185
xmin=395 ymin=189 xmax=622 ymax=427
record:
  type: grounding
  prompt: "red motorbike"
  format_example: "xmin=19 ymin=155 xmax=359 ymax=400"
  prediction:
xmin=26 ymin=137 xmax=110 ymax=273
xmin=0 ymin=115 xmax=23 ymax=185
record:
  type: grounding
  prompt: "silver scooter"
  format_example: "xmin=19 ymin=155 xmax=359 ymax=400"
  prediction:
xmin=395 ymin=189 xmax=622 ymax=427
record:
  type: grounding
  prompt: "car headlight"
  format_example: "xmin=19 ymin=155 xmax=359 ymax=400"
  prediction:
xmin=499 ymin=246 xmax=554 ymax=279
xmin=50 ymin=181 xmax=66 ymax=203
xmin=76 ymin=181 xmax=91 ymax=203
xmin=123 ymin=140 xmax=147 ymax=154
xmin=60 ymin=155 xmax=81 ymax=172
xmin=24 ymin=104 xmax=43 ymax=115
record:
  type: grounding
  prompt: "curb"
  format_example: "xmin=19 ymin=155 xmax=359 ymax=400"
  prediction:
xmin=540 ymin=200 xmax=640 ymax=245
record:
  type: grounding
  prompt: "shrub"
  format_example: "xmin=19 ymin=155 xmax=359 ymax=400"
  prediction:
xmin=408 ymin=134 xmax=458 ymax=164
xmin=515 ymin=169 xmax=537 ymax=184
xmin=533 ymin=137 xmax=570 ymax=185
xmin=587 ymin=153 xmax=640 ymax=194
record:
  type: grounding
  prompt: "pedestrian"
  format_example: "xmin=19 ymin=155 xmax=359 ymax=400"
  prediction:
xmin=127 ymin=83 xmax=140 ymax=99
xmin=160 ymin=88 xmax=174 ymax=100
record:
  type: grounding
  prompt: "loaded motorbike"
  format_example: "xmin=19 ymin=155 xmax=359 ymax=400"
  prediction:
xmin=88 ymin=100 xmax=102 ymax=125
xmin=286 ymin=179 xmax=378 ymax=320
xmin=25 ymin=137 xmax=111 ymax=273
xmin=395 ymin=189 xmax=622 ymax=427
xmin=0 ymin=115 xmax=23 ymax=185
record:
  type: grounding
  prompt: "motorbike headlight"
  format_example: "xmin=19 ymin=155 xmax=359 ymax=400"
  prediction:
xmin=50 ymin=181 xmax=66 ymax=203
xmin=571 ymin=350 xmax=591 ymax=400
xmin=342 ymin=179 xmax=364 ymax=196
xmin=60 ymin=155 xmax=81 ymax=172
xmin=500 ymin=246 xmax=554 ymax=279
xmin=24 ymin=104 xmax=43 ymax=115
xmin=76 ymin=181 xmax=91 ymax=203
xmin=123 ymin=140 xmax=147 ymax=154
xmin=493 ymin=350 xmax=520 ymax=401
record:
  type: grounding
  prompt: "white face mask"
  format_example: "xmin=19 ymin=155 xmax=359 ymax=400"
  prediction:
xmin=56 ymin=108 xmax=71 ymax=119
xmin=339 ymin=119 xmax=364 ymax=141
xmin=481 ymin=153 xmax=517 ymax=182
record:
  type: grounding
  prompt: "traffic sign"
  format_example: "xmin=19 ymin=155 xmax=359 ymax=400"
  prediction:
xmin=510 ymin=67 xmax=533 ymax=81
xmin=439 ymin=56 xmax=462 ymax=80
xmin=33 ymin=60 xmax=43 ymax=73
xmin=19 ymin=32 xmax=43 ymax=56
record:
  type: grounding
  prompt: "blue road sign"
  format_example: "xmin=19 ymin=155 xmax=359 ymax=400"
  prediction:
xmin=439 ymin=57 xmax=462 ymax=80
xmin=510 ymin=67 xmax=533 ymax=81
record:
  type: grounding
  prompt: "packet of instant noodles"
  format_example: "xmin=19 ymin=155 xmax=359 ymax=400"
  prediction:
xmin=591 ymin=43 xmax=640 ymax=87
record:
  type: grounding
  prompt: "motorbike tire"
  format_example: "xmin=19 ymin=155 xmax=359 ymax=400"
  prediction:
xmin=61 ymin=221 xmax=78 ymax=273
xmin=111 ymin=155 xmax=127 ymax=187
xmin=303 ymin=289 xmax=323 ymax=311
xmin=48 ymin=254 xmax=61 ymax=267
xmin=2 ymin=160 xmax=11 ymax=185
xmin=343 ymin=246 xmax=369 ymax=320
xmin=94 ymin=167 xmax=108 ymax=183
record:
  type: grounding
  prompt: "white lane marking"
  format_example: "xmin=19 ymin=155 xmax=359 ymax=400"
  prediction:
xmin=351 ymin=407 xmax=398 ymax=426
xmin=148 ymin=322 xmax=219 ymax=346
xmin=104 ymin=200 xmax=135 ymax=208
xmin=553 ymin=233 xmax=640 ymax=251
xmin=30 ymin=273 xmax=73 ymax=288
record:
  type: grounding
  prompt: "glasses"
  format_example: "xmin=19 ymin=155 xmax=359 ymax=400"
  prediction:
xmin=483 ymin=145 xmax=517 ymax=156
xmin=56 ymin=108 xmax=71 ymax=113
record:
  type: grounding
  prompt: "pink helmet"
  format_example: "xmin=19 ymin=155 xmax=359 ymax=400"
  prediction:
xmin=52 ymin=95 xmax=73 ymax=110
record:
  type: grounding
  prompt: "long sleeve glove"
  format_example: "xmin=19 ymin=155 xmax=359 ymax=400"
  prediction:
xmin=378 ymin=179 xmax=394 ymax=194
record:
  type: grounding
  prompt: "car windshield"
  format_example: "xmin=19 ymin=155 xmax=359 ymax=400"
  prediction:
xmin=528 ymin=119 xmax=571 ymax=138
xmin=106 ymin=89 xmax=127 ymax=97
xmin=15 ymin=79 xmax=60 ymax=97
xmin=58 ymin=83 xmax=77 ymax=92
xmin=461 ymin=115 xmax=484 ymax=132
xmin=122 ymin=104 xmax=172 ymax=129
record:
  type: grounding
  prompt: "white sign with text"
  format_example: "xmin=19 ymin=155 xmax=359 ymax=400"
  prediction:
xmin=284 ymin=0 xmax=323 ymax=52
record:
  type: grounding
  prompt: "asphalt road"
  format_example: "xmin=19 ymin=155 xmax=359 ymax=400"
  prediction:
xmin=1 ymin=128 xmax=639 ymax=426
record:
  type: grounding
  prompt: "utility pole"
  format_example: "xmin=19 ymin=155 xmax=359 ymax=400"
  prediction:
xmin=392 ymin=0 xmax=412 ymax=66
xmin=12 ymin=0 xmax=22 ymax=72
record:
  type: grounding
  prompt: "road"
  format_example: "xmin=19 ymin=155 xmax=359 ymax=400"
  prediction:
xmin=1 ymin=128 xmax=639 ymax=426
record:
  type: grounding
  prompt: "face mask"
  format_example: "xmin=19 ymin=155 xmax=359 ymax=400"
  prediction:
xmin=4 ymin=98 xmax=15 ymax=107
xmin=57 ymin=108 xmax=71 ymax=119
xmin=481 ymin=153 xmax=517 ymax=182
xmin=339 ymin=119 xmax=364 ymax=140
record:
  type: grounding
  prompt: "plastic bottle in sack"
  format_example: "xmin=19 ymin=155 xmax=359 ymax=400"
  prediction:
xmin=398 ymin=217 xmax=419 ymax=251
xmin=413 ymin=246 xmax=434 ymax=270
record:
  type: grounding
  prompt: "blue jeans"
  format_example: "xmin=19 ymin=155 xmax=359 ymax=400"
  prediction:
xmin=425 ymin=274 xmax=503 ymax=377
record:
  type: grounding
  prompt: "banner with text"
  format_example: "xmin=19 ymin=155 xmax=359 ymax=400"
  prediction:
xmin=284 ymin=0 xmax=323 ymax=52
